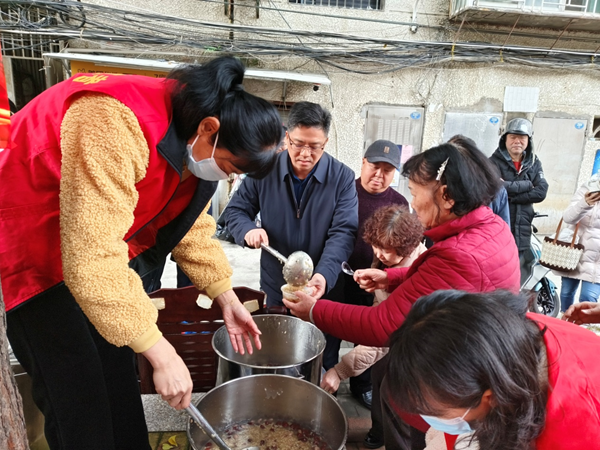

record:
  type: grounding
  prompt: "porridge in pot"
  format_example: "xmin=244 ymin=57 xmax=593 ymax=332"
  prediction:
xmin=203 ymin=418 xmax=332 ymax=450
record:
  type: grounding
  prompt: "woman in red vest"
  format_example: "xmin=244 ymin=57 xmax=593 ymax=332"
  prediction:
xmin=0 ymin=56 xmax=282 ymax=449
xmin=387 ymin=289 xmax=600 ymax=450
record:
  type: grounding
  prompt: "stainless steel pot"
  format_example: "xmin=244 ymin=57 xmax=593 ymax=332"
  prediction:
xmin=187 ymin=374 xmax=347 ymax=450
xmin=213 ymin=315 xmax=325 ymax=385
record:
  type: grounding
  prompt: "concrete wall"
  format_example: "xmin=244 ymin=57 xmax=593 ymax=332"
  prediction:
xmin=79 ymin=0 xmax=600 ymax=232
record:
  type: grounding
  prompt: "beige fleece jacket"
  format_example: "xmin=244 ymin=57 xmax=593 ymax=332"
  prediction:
xmin=60 ymin=93 xmax=232 ymax=353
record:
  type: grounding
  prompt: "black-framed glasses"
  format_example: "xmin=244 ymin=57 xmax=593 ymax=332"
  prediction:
xmin=287 ymin=136 xmax=326 ymax=154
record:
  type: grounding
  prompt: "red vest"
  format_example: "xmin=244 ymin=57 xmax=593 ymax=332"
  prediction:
xmin=0 ymin=73 xmax=211 ymax=311
xmin=444 ymin=314 xmax=600 ymax=449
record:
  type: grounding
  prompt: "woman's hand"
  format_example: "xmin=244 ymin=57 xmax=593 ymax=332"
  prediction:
xmin=321 ymin=368 xmax=341 ymax=394
xmin=283 ymin=289 xmax=318 ymax=322
xmin=585 ymin=191 xmax=600 ymax=206
xmin=562 ymin=301 xmax=600 ymax=324
xmin=354 ymin=269 xmax=389 ymax=293
xmin=215 ymin=290 xmax=262 ymax=354
xmin=142 ymin=337 xmax=193 ymax=410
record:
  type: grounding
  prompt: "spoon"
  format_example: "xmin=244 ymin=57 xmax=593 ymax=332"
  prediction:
xmin=341 ymin=261 xmax=355 ymax=276
xmin=260 ymin=243 xmax=314 ymax=286
xmin=186 ymin=404 xmax=259 ymax=450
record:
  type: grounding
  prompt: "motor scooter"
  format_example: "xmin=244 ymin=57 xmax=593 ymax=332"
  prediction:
xmin=521 ymin=213 xmax=560 ymax=317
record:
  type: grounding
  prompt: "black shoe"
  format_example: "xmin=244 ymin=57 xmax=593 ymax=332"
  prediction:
xmin=352 ymin=389 xmax=372 ymax=409
xmin=363 ymin=430 xmax=384 ymax=449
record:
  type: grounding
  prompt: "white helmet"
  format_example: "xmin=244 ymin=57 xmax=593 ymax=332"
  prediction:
xmin=504 ymin=118 xmax=533 ymax=138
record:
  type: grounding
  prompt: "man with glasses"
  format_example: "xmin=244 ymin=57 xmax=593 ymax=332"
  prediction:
xmin=226 ymin=101 xmax=358 ymax=307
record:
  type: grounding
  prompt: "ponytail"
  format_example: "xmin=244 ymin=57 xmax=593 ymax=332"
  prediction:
xmin=167 ymin=56 xmax=282 ymax=178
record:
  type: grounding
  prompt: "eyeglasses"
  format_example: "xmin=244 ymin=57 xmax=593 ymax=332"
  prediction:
xmin=287 ymin=136 xmax=326 ymax=154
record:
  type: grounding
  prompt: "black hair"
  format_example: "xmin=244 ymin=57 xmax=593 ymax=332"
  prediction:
xmin=387 ymin=290 xmax=547 ymax=450
xmin=287 ymin=101 xmax=331 ymax=135
xmin=167 ymin=56 xmax=283 ymax=178
xmin=401 ymin=137 xmax=502 ymax=217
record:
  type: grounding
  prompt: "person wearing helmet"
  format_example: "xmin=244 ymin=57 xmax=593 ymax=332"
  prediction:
xmin=490 ymin=118 xmax=549 ymax=285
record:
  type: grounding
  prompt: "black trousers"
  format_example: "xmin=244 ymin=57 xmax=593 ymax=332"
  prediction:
xmin=372 ymin=354 xmax=426 ymax=450
xmin=323 ymin=272 xmax=374 ymax=395
xmin=7 ymin=283 xmax=151 ymax=450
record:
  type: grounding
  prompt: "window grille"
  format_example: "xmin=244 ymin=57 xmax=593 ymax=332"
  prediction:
xmin=0 ymin=4 xmax=62 ymax=59
xmin=288 ymin=0 xmax=382 ymax=10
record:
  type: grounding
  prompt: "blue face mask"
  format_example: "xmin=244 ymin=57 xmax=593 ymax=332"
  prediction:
xmin=420 ymin=408 xmax=473 ymax=435
xmin=186 ymin=132 xmax=229 ymax=181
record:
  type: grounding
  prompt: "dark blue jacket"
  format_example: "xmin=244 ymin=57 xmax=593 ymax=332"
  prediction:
xmin=490 ymin=186 xmax=510 ymax=226
xmin=226 ymin=151 xmax=358 ymax=306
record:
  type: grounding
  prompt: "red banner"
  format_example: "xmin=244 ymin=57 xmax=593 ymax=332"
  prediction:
xmin=0 ymin=46 xmax=10 ymax=150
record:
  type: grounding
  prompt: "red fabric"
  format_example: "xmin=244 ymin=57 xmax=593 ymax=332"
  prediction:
xmin=513 ymin=160 xmax=522 ymax=172
xmin=445 ymin=435 xmax=458 ymax=449
xmin=531 ymin=313 xmax=600 ymax=448
xmin=442 ymin=314 xmax=600 ymax=449
xmin=0 ymin=73 xmax=189 ymax=310
xmin=312 ymin=206 xmax=520 ymax=347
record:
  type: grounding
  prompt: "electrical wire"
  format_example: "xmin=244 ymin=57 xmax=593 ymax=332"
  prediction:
xmin=0 ymin=0 xmax=599 ymax=74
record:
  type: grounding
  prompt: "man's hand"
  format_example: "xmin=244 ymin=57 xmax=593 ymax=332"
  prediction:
xmin=562 ymin=301 xmax=600 ymax=325
xmin=215 ymin=289 xmax=262 ymax=354
xmin=142 ymin=337 xmax=193 ymax=410
xmin=283 ymin=289 xmax=318 ymax=322
xmin=307 ymin=273 xmax=326 ymax=299
xmin=244 ymin=228 xmax=269 ymax=248
xmin=321 ymin=368 xmax=341 ymax=394
xmin=585 ymin=191 xmax=600 ymax=206
xmin=354 ymin=269 xmax=389 ymax=293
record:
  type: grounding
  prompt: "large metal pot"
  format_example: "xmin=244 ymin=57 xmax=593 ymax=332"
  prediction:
xmin=187 ymin=374 xmax=347 ymax=450
xmin=213 ymin=315 xmax=325 ymax=385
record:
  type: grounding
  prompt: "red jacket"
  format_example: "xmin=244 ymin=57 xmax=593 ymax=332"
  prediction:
xmin=312 ymin=206 xmax=520 ymax=346
xmin=0 ymin=73 xmax=214 ymax=311
xmin=445 ymin=314 xmax=600 ymax=449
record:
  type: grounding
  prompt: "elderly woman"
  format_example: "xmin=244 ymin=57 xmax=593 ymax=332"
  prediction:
xmin=388 ymin=289 xmax=600 ymax=450
xmin=0 ymin=57 xmax=282 ymax=450
xmin=286 ymin=137 xmax=521 ymax=449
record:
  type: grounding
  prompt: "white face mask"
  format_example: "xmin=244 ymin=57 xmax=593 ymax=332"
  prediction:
xmin=186 ymin=132 xmax=229 ymax=181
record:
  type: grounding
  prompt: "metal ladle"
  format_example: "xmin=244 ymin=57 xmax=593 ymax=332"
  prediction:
xmin=186 ymin=404 xmax=258 ymax=450
xmin=260 ymin=243 xmax=313 ymax=286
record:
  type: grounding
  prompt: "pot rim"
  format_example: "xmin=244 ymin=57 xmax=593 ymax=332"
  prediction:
xmin=212 ymin=314 xmax=326 ymax=369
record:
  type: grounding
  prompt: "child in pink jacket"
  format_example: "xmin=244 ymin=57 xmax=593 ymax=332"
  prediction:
xmin=321 ymin=205 xmax=426 ymax=393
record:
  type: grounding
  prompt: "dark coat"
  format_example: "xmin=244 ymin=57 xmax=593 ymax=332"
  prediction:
xmin=490 ymin=142 xmax=548 ymax=252
xmin=226 ymin=151 xmax=358 ymax=306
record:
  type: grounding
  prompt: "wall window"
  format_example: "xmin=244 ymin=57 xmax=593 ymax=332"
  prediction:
xmin=593 ymin=116 xmax=600 ymax=140
xmin=288 ymin=0 xmax=382 ymax=10
xmin=442 ymin=112 xmax=502 ymax=157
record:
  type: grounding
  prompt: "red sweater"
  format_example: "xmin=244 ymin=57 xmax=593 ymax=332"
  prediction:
xmin=445 ymin=314 xmax=600 ymax=449
xmin=312 ymin=206 xmax=520 ymax=347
